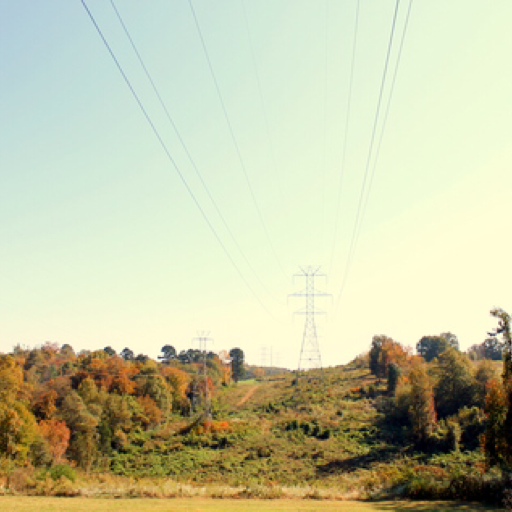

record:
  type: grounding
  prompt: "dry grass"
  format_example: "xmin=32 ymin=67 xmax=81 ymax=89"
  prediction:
xmin=0 ymin=497 xmax=503 ymax=512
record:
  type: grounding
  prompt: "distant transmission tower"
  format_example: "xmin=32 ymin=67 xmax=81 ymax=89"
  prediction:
xmin=193 ymin=331 xmax=214 ymax=420
xmin=289 ymin=266 xmax=330 ymax=377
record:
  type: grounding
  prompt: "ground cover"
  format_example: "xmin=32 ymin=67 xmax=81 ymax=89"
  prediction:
xmin=0 ymin=358 xmax=502 ymax=506
xmin=0 ymin=497 xmax=502 ymax=512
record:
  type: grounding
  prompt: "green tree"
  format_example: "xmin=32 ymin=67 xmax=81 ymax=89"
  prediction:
xmin=120 ymin=347 xmax=134 ymax=362
xmin=159 ymin=345 xmax=177 ymax=363
xmin=483 ymin=337 xmax=503 ymax=360
xmin=490 ymin=307 xmax=511 ymax=380
xmin=434 ymin=347 xmax=475 ymax=418
xmin=135 ymin=353 xmax=149 ymax=364
xmin=440 ymin=332 xmax=459 ymax=351
xmin=491 ymin=308 xmax=512 ymax=462
xmin=387 ymin=362 xmax=401 ymax=396
xmin=369 ymin=336 xmax=385 ymax=377
xmin=416 ymin=333 xmax=458 ymax=362
xmin=135 ymin=372 xmax=171 ymax=417
xmin=229 ymin=348 xmax=245 ymax=382
xmin=60 ymin=391 xmax=99 ymax=470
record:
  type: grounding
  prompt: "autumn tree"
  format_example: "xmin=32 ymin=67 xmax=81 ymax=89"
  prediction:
xmin=253 ymin=368 xmax=266 ymax=379
xmin=0 ymin=356 xmax=38 ymax=462
xmin=32 ymin=389 xmax=58 ymax=420
xmin=38 ymin=419 xmax=70 ymax=464
xmin=483 ymin=378 xmax=507 ymax=466
xmin=161 ymin=366 xmax=190 ymax=411
xmin=104 ymin=356 xmax=139 ymax=394
xmin=60 ymin=344 xmax=75 ymax=358
xmin=474 ymin=359 xmax=498 ymax=407
xmin=216 ymin=350 xmax=232 ymax=386
xmin=135 ymin=395 xmax=163 ymax=428
xmin=482 ymin=308 xmax=512 ymax=466
xmin=135 ymin=371 xmax=171 ymax=417
xmin=0 ymin=401 xmax=38 ymax=462
xmin=369 ymin=335 xmax=410 ymax=378
xmin=409 ymin=363 xmax=437 ymax=445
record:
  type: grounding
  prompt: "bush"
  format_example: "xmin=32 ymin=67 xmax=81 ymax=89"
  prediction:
xmin=49 ymin=464 xmax=76 ymax=483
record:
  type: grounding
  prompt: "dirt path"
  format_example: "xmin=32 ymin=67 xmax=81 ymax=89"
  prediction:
xmin=237 ymin=385 xmax=258 ymax=407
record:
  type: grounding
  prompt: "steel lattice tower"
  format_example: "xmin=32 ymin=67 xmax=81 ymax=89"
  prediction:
xmin=193 ymin=331 xmax=213 ymax=420
xmin=289 ymin=266 xmax=330 ymax=374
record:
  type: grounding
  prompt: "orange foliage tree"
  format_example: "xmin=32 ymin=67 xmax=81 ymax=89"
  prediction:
xmin=38 ymin=419 xmax=70 ymax=464
xmin=369 ymin=335 xmax=412 ymax=378
xmin=483 ymin=378 xmax=507 ymax=466
xmin=135 ymin=395 xmax=163 ymax=428
xmin=409 ymin=362 xmax=437 ymax=445
xmin=161 ymin=367 xmax=191 ymax=408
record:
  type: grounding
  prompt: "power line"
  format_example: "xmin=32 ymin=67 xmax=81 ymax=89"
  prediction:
xmin=360 ymin=0 xmax=414 ymax=231
xmin=329 ymin=0 xmax=360 ymax=274
xmin=187 ymin=0 xmax=288 ymax=282
xmin=240 ymin=0 xmax=284 ymax=208
xmin=320 ymin=0 xmax=330 ymax=262
xmin=109 ymin=0 xmax=279 ymax=304
xmin=80 ymin=0 xmax=274 ymax=318
xmin=336 ymin=0 xmax=401 ymax=307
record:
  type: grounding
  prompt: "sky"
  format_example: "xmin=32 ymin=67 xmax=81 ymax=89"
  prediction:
xmin=1 ymin=1 xmax=511 ymax=369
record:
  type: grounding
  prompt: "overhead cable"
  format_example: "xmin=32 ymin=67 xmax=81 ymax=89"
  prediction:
xmin=188 ymin=0 xmax=289 ymax=282
xmin=360 ymin=0 xmax=414 ymax=229
xmin=240 ymin=0 xmax=285 ymax=210
xmin=336 ymin=0 xmax=402 ymax=307
xmin=80 ymin=0 xmax=275 ymax=318
xmin=328 ymin=0 xmax=360 ymax=275
xmin=109 ymin=0 xmax=280 ymax=304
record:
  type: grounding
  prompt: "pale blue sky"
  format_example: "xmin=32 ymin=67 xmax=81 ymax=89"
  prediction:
xmin=1 ymin=1 xmax=511 ymax=368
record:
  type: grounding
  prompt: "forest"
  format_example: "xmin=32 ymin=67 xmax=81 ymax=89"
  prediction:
xmin=0 ymin=307 xmax=511 ymax=507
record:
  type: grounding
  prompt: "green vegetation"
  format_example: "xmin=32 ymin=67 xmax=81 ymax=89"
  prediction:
xmin=1 ymin=307 xmax=512 ymax=507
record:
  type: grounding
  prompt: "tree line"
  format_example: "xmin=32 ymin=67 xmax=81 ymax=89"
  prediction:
xmin=0 ymin=342 xmax=246 ymax=470
xmin=366 ymin=307 xmax=511 ymax=465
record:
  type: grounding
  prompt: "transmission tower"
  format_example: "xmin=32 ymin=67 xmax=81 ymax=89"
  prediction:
xmin=192 ymin=331 xmax=214 ymax=420
xmin=289 ymin=266 xmax=330 ymax=376
xmin=260 ymin=346 xmax=274 ymax=368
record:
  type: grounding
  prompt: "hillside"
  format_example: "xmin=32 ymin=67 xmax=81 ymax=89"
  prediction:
xmin=0 ymin=340 xmax=507 ymax=504
xmin=93 ymin=361 xmax=488 ymax=498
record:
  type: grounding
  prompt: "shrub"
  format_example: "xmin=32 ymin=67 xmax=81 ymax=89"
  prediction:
xmin=49 ymin=464 xmax=76 ymax=483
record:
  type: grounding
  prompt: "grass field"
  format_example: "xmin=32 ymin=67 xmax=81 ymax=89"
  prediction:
xmin=0 ymin=498 xmax=502 ymax=512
